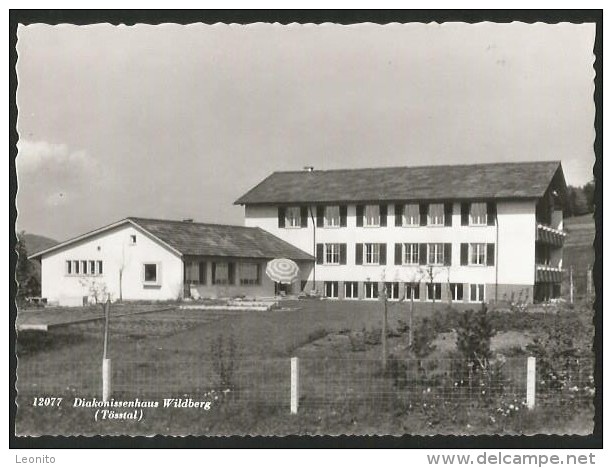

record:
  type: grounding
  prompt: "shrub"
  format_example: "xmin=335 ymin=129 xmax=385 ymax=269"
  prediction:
xmin=411 ymin=318 xmax=437 ymax=358
xmin=348 ymin=332 xmax=366 ymax=352
xmin=387 ymin=354 xmax=408 ymax=389
xmin=306 ymin=327 xmax=328 ymax=343
xmin=456 ymin=307 xmax=494 ymax=364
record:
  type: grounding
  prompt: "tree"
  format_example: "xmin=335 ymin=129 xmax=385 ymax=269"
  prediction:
xmin=582 ymin=180 xmax=595 ymax=213
xmin=16 ymin=232 xmax=40 ymax=302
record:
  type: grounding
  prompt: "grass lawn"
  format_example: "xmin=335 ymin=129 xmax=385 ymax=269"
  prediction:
xmin=15 ymin=299 xmax=594 ymax=436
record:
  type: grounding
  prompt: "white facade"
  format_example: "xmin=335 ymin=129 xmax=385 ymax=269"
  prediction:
xmin=245 ymin=200 xmax=541 ymax=301
xmin=39 ymin=223 xmax=184 ymax=305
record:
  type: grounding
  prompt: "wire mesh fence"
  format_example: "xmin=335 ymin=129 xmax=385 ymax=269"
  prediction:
xmin=16 ymin=356 xmax=594 ymax=414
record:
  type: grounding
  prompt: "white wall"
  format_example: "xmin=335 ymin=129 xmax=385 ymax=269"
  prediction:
xmin=40 ymin=223 xmax=184 ymax=304
xmin=493 ymin=200 xmax=536 ymax=285
xmin=245 ymin=201 xmax=537 ymax=287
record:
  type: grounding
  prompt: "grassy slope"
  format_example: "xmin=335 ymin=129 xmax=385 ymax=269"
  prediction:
xmin=563 ymin=215 xmax=595 ymax=294
xmin=15 ymin=300 xmax=594 ymax=435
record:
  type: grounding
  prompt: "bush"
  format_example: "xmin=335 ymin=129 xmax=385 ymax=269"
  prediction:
xmin=306 ymin=327 xmax=328 ymax=343
xmin=411 ymin=318 xmax=437 ymax=358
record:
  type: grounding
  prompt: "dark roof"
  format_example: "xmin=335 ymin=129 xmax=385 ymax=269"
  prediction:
xmin=235 ymin=161 xmax=564 ymax=205
xmin=129 ymin=217 xmax=313 ymax=260
xmin=30 ymin=217 xmax=313 ymax=261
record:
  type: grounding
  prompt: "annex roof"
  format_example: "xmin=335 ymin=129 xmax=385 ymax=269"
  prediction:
xmin=235 ymin=161 xmax=565 ymax=205
xmin=29 ymin=217 xmax=313 ymax=261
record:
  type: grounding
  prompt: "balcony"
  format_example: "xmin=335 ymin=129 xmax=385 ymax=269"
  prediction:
xmin=535 ymin=264 xmax=564 ymax=283
xmin=536 ymin=223 xmax=566 ymax=247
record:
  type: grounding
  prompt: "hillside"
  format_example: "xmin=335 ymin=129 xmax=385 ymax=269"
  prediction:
xmin=19 ymin=233 xmax=58 ymax=255
xmin=563 ymin=214 xmax=595 ymax=295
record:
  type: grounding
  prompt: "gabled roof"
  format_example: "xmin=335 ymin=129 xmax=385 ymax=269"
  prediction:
xmin=128 ymin=217 xmax=313 ymax=260
xmin=235 ymin=161 xmax=565 ymax=205
xmin=29 ymin=217 xmax=313 ymax=261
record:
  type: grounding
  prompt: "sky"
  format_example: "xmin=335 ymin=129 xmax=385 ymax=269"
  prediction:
xmin=15 ymin=22 xmax=596 ymax=241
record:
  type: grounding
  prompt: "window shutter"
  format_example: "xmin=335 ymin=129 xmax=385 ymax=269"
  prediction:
xmin=211 ymin=262 xmax=216 ymax=284
xmin=380 ymin=204 xmax=387 ymax=227
xmin=461 ymin=203 xmax=469 ymax=226
xmin=340 ymin=244 xmax=347 ymax=265
xmin=394 ymin=204 xmax=403 ymax=226
xmin=419 ymin=203 xmax=428 ymax=226
xmin=316 ymin=243 xmax=324 ymax=265
xmin=199 ymin=261 xmax=207 ymax=285
xmin=356 ymin=205 xmax=364 ymax=227
xmin=394 ymin=243 xmax=402 ymax=265
xmin=460 ymin=243 xmax=468 ymax=266
xmin=228 ymin=262 xmax=235 ymax=285
xmin=278 ymin=207 xmax=286 ymax=228
xmin=256 ymin=264 xmax=262 ymax=285
xmin=419 ymin=243 xmax=427 ymax=265
xmin=444 ymin=243 xmax=452 ymax=266
xmin=444 ymin=203 xmax=453 ymax=227
xmin=316 ymin=206 xmax=324 ymax=227
xmin=379 ymin=244 xmax=387 ymax=265
xmin=487 ymin=202 xmax=497 ymax=226
xmin=487 ymin=243 xmax=495 ymax=266
xmin=300 ymin=206 xmax=308 ymax=228
xmin=355 ymin=243 xmax=363 ymax=265
xmin=340 ymin=205 xmax=347 ymax=227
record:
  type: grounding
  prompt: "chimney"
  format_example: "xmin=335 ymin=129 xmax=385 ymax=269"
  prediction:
xmin=182 ymin=218 xmax=194 ymax=223
xmin=303 ymin=166 xmax=314 ymax=172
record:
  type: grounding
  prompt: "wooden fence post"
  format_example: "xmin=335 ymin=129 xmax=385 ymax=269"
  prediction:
xmin=290 ymin=357 xmax=299 ymax=414
xmin=526 ymin=356 xmax=536 ymax=410
xmin=102 ymin=358 xmax=112 ymax=402
xmin=569 ymin=266 xmax=574 ymax=304
xmin=102 ymin=300 xmax=112 ymax=402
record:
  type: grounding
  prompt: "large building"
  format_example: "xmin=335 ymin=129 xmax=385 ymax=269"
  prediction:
xmin=235 ymin=161 xmax=567 ymax=303
xmin=30 ymin=160 xmax=567 ymax=305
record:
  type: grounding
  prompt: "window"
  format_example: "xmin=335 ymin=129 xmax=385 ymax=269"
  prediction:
xmin=324 ymin=205 xmax=340 ymax=227
xmin=364 ymin=243 xmax=380 ymax=265
xmin=130 ymin=234 xmax=137 ymax=245
xmin=470 ymin=243 xmax=486 ymax=265
xmin=89 ymin=260 xmax=96 ymax=275
xmin=364 ymin=282 xmax=379 ymax=299
xmin=428 ymin=203 xmax=445 ymax=226
xmin=405 ymin=282 xmax=420 ymax=300
xmin=81 ymin=260 xmax=88 ymax=275
xmin=239 ymin=262 xmax=260 ymax=285
xmin=324 ymin=281 xmax=339 ymax=298
xmin=97 ymin=261 xmax=103 ymax=275
xmin=325 ymin=243 xmax=340 ymax=265
xmin=470 ymin=202 xmax=487 ymax=225
xmin=143 ymin=263 xmax=159 ymax=284
xmin=427 ymin=283 xmax=442 ymax=301
xmin=403 ymin=243 xmax=419 ymax=265
xmin=385 ymin=282 xmax=400 ymax=300
xmin=73 ymin=260 xmax=80 ymax=275
xmin=364 ymin=204 xmax=380 ymax=227
xmin=470 ymin=284 xmax=485 ymax=302
xmin=65 ymin=260 xmax=72 ymax=275
xmin=428 ymin=243 xmax=444 ymax=265
xmin=285 ymin=206 xmax=301 ymax=228
xmin=214 ymin=262 xmax=229 ymax=285
xmin=185 ymin=261 xmax=206 ymax=284
xmin=344 ymin=281 xmax=358 ymax=299
xmin=403 ymin=204 xmax=420 ymax=226
xmin=450 ymin=283 xmax=464 ymax=301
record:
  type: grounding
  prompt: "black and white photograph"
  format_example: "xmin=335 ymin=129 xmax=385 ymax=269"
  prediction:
xmin=11 ymin=11 xmax=600 ymax=443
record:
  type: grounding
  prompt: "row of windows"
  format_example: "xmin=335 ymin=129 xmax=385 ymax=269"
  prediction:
xmin=184 ymin=261 xmax=262 ymax=286
xmin=316 ymin=242 xmax=495 ymax=266
xmin=65 ymin=260 xmax=104 ymax=276
xmin=323 ymin=281 xmax=486 ymax=302
xmin=279 ymin=202 xmax=496 ymax=229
